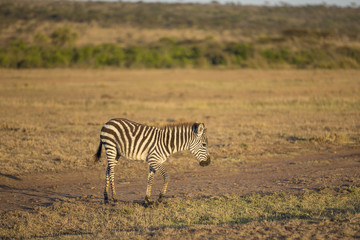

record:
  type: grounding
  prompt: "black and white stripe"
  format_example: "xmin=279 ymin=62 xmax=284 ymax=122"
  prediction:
xmin=93 ymin=118 xmax=210 ymax=204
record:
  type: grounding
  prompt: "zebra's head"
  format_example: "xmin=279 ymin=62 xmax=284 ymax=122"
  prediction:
xmin=190 ymin=123 xmax=210 ymax=167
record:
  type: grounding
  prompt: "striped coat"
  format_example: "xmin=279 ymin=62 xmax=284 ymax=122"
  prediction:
xmin=94 ymin=118 xmax=210 ymax=204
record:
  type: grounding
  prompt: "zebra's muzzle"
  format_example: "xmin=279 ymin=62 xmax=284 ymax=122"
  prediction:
xmin=200 ymin=155 xmax=211 ymax=167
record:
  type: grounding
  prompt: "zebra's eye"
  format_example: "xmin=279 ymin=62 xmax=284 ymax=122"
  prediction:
xmin=202 ymin=143 xmax=207 ymax=147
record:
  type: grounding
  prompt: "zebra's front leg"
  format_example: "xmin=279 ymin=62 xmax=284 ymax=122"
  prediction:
xmin=157 ymin=164 xmax=169 ymax=203
xmin=145 ymin=166 xmax=156 ymax=206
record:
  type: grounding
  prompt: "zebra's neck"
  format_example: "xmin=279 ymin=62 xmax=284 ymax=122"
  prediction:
xmin=158 ymin=123 xmax=194 ymax=156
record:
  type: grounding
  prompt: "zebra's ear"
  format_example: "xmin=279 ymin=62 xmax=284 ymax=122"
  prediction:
xmin=192 ymin=123 xmax=205 ymax=136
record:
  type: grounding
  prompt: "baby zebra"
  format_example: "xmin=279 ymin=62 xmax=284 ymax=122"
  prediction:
xmin=93 ymin=118 xmax=210 ymax=204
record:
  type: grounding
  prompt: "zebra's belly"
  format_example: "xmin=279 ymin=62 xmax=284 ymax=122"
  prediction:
xmin=121 ymin=151 xmax=148 ymax=161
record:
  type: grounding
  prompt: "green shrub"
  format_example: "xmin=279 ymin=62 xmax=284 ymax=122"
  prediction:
xmin=226 ymin=43 xmax=254 ymax=61
xmin=125 ymin=46 xmax=148 ymax=68
xmin=290 ymin=49 xmax=325 ymax=68
xmin=260 ymin=48 xmax=290 ymax=64
xmin=38 ymin=47 xmax=74 ymax=67
xmin=337 ymin=46 xmax=360 ymax=63
xmin=93 ymin=44 xmax=125 ymax=67
xmin=0 ymin=51 xmax=10 ymax=67
xmin=73 ymin=46 xmax=94 ymax=65
xmin=204 ymin=43 xmax=227 ymax=66
xmin=21 ymin=46 xmax=43 ymax=68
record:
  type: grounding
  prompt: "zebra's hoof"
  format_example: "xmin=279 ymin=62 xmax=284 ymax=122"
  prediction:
xmin=144 ymin=196 xmax=152 ymax=207
xmin=112 ymin=198 xmax=118 ymax=203
xmin=143 ymin=202 xmax=152 ymax=208
xmin=104 ymin=199 xmax=110 ymax=204
xmin=157 ymin=194 xmax=165 ymax=203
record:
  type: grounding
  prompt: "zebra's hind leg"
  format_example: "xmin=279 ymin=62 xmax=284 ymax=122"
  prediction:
xmin=108 ymin=164 xmax=118 ymax=202
xmin=104 ymin=165 xmax=110 ymax=204
xmin=145 ymin=166 xmax=156 ymax=206
xmin=108 ymin=152 xmax=121 ymax=202
xmin=104 ymin=145 xmax=119 ymax=203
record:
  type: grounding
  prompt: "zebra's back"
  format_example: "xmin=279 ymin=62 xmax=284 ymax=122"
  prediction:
xmin=100 ymin=118 xmax=158 ymax=161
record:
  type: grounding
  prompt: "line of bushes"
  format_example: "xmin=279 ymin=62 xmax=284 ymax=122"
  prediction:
xmin=1 ymin=38 xmax=360 ymax=69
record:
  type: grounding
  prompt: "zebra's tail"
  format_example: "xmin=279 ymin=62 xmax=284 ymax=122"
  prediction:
xmin=93 ymin=141 xmax=102 ymax=162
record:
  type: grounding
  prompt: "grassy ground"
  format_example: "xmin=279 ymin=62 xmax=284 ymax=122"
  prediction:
xmin=1 ymin=187 xmax=359 ymax=239
xmin=0 ymin=69 xmax=359 ymax=175
xmin=0 ymin=69 xmax=359 ymax=238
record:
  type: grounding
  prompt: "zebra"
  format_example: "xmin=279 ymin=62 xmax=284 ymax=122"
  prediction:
xmin=93 ymin=118 xmax=210 ymax=205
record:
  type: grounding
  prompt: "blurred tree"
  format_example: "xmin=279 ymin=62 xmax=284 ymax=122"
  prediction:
xmin=50 ymin=27 xmax=78 ymax=47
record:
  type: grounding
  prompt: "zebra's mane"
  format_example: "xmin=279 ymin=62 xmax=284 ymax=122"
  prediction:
xmin=160 ymin=122 xmax=194 ymax=130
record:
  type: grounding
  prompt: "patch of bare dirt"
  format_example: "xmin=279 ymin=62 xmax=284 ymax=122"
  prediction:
xmin=1 ymin=148 xmax=360 ymax=212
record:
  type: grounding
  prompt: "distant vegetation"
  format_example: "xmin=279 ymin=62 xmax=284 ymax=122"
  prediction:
xmin=0 ymin=0 xmax=359 ymax=69
xmin=1 ymin=0 xmax=359 ymax=37
xmin=1 ymin=31 xmax=360 ymax=69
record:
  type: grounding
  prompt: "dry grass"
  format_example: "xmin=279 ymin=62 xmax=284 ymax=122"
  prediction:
xmin=0 ymin=69 xmax=359 ymax=175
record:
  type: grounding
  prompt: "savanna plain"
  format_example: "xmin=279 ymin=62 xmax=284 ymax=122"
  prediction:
xmin=0 ymin=69 xmax=359 ymax=239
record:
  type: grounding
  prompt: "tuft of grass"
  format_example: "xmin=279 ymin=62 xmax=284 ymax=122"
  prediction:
xmin=309 ymin=133 xmax=351 ymax=144
xmin=285 ymin=132 xmax=351 ymax=145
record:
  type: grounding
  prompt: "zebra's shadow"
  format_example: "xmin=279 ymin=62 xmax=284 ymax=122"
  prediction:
xmin=102 ymin=199 xmax=166 ymax=208
xmin=0 ymin=172 xmax=22 ymax=181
